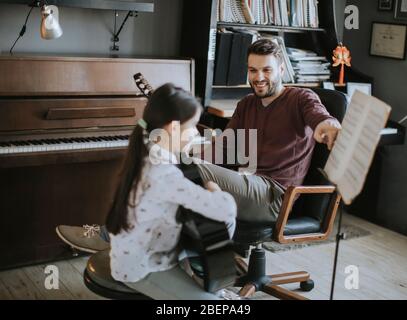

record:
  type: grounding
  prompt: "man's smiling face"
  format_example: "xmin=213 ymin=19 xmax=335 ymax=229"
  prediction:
xmin=248 ymin=54 xmax=284 ymax=99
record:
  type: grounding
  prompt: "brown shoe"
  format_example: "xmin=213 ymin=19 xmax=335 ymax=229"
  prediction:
xmin=56 ymin=225 xmax=110 ymax=254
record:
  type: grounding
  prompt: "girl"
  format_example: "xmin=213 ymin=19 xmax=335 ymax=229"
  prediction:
xmin=106 ymin=83 xmax=237 ymax=300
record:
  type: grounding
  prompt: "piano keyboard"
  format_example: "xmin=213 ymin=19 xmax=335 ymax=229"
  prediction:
xmin=0 ymin=135 xmax=210 ymax=155
xmin=0 ymin=135 xmax=129 ymax=154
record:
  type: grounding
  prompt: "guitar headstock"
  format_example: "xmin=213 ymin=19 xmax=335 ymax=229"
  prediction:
xmin=134 ymin=73 xmax=154 ymax=98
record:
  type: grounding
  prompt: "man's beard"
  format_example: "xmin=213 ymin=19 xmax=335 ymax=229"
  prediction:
xmin=249 ymin=76 xmax=281 ymax=99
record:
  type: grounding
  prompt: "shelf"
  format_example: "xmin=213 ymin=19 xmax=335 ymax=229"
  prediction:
xmin=213 ymin=82 xmax=322 ymax=89
xmin=213 ymin=84 xmax=251 ymax=89
xmin=207 ymin=100 xmax=237 ymax=118
xmin=217 ymin=22 xmax=326 ymax=34
xmin=2 ymin=0 xmax=155 ymax=12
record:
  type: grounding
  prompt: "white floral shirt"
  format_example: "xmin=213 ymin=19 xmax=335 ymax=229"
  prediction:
xmin=109 ymin=145 xmax=237 ymax=283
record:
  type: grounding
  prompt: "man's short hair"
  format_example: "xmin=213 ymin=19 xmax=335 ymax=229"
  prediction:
xmin=247 ymin=38 xmax=284 ymax=64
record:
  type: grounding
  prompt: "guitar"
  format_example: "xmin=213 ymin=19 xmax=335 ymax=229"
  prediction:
xmin=133 ymin=73 xmax=236 ymax=293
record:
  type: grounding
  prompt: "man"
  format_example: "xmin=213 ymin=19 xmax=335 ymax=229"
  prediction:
xmin=56 ymin=39 xmax=341 ymax=252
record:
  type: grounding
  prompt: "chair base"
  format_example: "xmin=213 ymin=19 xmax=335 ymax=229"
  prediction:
xmin=84 ymin=269 xmax=152 ymax=300
xmin=234 ymin=248 xmax=314 ymax=300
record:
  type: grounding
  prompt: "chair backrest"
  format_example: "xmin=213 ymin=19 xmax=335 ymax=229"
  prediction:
xmin=291 ymin=88 xmax=348 ymax=222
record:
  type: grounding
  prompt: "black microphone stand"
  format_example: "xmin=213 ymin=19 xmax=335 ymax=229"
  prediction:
xmin=329 ymin=199 xmax=346 ymax=300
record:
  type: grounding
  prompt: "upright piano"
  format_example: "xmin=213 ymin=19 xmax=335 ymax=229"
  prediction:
xmin=0 ymin=55 xmax=195 ymax=270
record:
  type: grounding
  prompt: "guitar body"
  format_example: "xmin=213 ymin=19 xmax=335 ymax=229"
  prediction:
xmin=177 ymin=164 xmax=236 ymax=293
xmin=134 ymin=73 xmax=236 ymax=293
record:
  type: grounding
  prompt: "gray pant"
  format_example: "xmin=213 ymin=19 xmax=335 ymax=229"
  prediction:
xmin=124 ymin=265 xmax=222 ymax=300
xmin=195 ymin=163 xmax=285 ymax=223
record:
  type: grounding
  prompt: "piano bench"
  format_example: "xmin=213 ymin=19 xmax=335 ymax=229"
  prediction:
xmin=83 ymin=250 xmax=152 ymax=300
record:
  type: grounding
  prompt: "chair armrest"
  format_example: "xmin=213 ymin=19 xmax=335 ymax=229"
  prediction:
xmin=274 ymin=185 xmax=341 ymax=244
xmin=197 ymin=123 xmax=217 ymax=137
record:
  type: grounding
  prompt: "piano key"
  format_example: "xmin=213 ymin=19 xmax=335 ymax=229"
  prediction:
xmin=0 ymin=135 xmax=132 ymax=155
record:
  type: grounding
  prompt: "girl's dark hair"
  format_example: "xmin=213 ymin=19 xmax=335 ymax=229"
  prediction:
xmin=106 ymin=83 xmax=202 ymax=235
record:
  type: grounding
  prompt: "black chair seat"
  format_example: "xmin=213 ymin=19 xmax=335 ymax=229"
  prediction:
xmin=84 ymin=249 xmax=151 ymax=300
xmin=234 ymin=217 xmax=321 ymax=245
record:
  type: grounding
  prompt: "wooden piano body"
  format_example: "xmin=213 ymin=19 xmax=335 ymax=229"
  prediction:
xmin=0 ymin=55 xmax=195 ymax=270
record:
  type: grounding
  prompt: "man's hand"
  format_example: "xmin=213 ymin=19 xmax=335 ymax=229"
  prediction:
xmin=314 ymin=119 xmax=342 ymax=150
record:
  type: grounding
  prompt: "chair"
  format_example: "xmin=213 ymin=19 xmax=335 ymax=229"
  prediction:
xmin=83 ymin=249 xmax=152 ymax=300
xmin=232 ymin=88 xmax=347 ymax=300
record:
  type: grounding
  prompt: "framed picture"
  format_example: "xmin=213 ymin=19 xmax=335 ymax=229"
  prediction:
xmin=378 ymin=0 xmax=394 ymax=10
xmin=395 ymin=0 xmax=407 ymax=19
xmin=347 ymin=83 xmax=372 ymax=99
xmin=370 ymin=22 xmax=407 ymax=59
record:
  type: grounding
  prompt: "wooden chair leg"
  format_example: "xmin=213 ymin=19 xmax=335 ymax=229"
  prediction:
xmin=269 ymin=271 xmax=310 ymax=285
xmin=234 ymin=256 xmax=248 ymax=276
xmin=239 ymin=283 xmax=256 ymax=298
xmin=263 ymin=283 xmax=308 ymax=300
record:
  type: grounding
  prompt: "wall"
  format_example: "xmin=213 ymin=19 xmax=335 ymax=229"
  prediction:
xmin=343 ymin=0 xmax=407 ymax=235
xmin=0 ymin=0 xmax=183 ymax=56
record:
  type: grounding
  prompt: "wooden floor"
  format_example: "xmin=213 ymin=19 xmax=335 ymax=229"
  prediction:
xmin=1 ymin=213 xmax=406 ymax=300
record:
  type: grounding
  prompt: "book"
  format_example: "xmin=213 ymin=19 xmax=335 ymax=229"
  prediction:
xmin=280 ymin=0 xmax=290 ymax=26
xmin=226 ymin=32 xmax=243 ymax=86
xmin=227 ymin=31 xmax=254 ymax=85
xmin=213 ymin=31 xmax=233 ymax=86
xmin=231 ymin=0 xmax=247 ymax=23
xmin=289 ymin=56 xmax=327 ymax=61
xmin=286 ymin=47 xmax=317 ymax=57
xmin=260 ymin=33 xmax=295 ymax=83
xmin=296 ymin=75 xmax=330 ymax=82
xmin=241 ymin=0 xmax=255 ymax=24
xmin=218 ymin=0 xmax=319 ymax=28
xmin=273 ymin=0 xmax=282 ymax=25
xmin=217 ymin=0 xmax=319 ymax=28
xmin=323 ymin=91 xmax=392 ymax=204
xmin=296 ymin=70 xmax=331 ymax=75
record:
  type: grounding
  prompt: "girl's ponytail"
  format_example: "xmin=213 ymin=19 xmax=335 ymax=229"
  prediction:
xmin=106 ymin=124 xmax=149 ymax=235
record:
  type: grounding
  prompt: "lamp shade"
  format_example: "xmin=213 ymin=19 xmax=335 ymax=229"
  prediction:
xmin=40 ymin=5 xmax=63 ymax=40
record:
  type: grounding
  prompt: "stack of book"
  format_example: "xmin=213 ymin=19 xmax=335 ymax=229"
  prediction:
xmin=213 ymin=30 xmax=260 ymax=86
xmin=260 ymin=33 xmax=295 ymax=83
xmin=287 ymin=48 xmax=331 ymax=83
xmin=218 ymin=0 xmax=320 ymax=28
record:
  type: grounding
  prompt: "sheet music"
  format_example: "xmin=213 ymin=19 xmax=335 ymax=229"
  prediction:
xmin=324 ymin=90 xmax=391 ymax=204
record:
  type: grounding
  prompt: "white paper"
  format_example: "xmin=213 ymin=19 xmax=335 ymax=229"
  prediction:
xmin=324 ymin=90 xmax=391 ymax=204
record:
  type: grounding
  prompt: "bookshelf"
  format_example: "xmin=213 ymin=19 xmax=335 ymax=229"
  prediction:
xmin=213 ymin=82 xmax=321 ymax=89
xmin=217 ymin=22 xmax=326 ymax=34
xmin=180 ymin=0 xmax=373 ymax=112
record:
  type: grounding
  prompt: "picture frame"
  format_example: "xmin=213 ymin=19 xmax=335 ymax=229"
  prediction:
xmin=347 ymin=82 xmax=372 ymax=99
xmin=378 ymin=0 xmax=394 ymax=11
xmin=395 ymin=0 xmax=407 ymax=20
xmin=369 ymin=22 xmax=407 ymax=60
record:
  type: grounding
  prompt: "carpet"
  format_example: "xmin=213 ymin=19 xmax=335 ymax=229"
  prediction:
xmin=262 ymin=220 xmax=371 ymax=253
